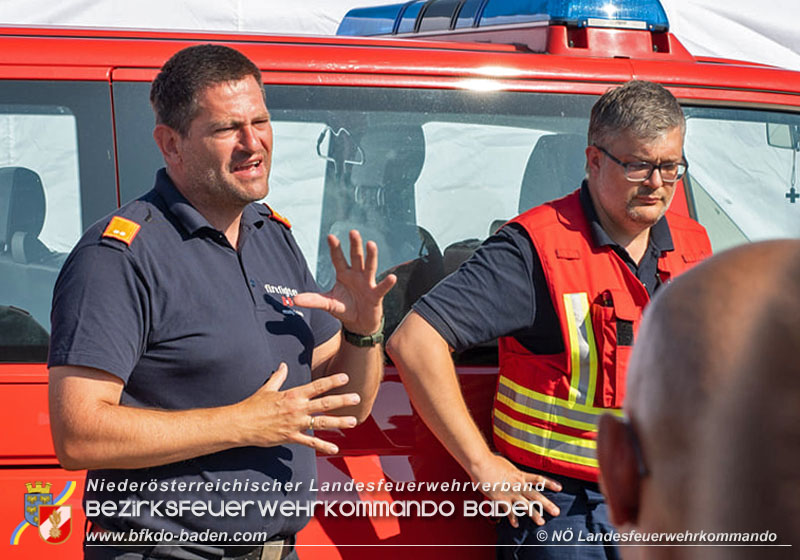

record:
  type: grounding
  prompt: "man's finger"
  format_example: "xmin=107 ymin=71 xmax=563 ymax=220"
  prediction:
xmin=327 ymin=234 xmax=350 ymax=274
xmin=525 ymin=491 xmax=560 ymax=517
xmin=541 ymin=476 xmax=562 ymax=492
xmin=524 ymin=472 xmax=562 ymax=493
xmin=530 ymin=507 xmax=546 ymax=526
xmin=308 ymin=393 xmax=361 ymax=414
xmin=264 ymin=363 xmax=288 ymax=391
xmin=292 ymin=293 xmax=347 ymax=318
xmin=296 ymin=373 xmax=350 ymax=399
xmin=306 ymin=414 xmax=358 ymax=431
xmin=293 ymin=292 xmax=337 ymax=313
xmin=294 ymin=433 xmax=339 ymax=455
xmin=349 ymin=230 xmax=365 ymax=272
xmin=508 ymin=511 xmax=519 ymax=529
xmin=374 ymin=274 xmax=397 ymax=298
xmin=364 ymin=240 xmax=379 ymax=278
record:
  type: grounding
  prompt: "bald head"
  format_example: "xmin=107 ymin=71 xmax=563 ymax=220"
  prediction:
xmin=598 ymin=240 xmax=800 ymax=557
xmin=628 ymin=241 xmax=799 ymax=470
xmin=692 ymin=245 xmax=800 ymax=557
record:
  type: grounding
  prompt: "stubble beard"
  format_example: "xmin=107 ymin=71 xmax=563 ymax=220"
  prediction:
xmin=625 ymin=192 xmax=671 ymax=227
xmin=197 ymin=167 xmax=269 ymax=212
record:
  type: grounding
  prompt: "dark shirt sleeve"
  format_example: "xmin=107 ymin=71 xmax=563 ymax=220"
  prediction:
xmin=413 ymin=224 xmax=538 ymax=352
xmin=305 ymin=273 xmax=341 ymax=347
xmin=283 ymin=228 xmax=341 ymax=347
xmin=48 ymin=243 xmax=148 ymax=382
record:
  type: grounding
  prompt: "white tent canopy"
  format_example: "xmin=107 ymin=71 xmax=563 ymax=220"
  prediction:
xmin=1 ymin=0 xmax=799 ymax=71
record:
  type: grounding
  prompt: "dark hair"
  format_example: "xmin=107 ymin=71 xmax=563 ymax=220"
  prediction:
xmin=150 ymin=44 xmax=263 ymax=136
xmin=588 ymin=80 xmax=685 ymax=147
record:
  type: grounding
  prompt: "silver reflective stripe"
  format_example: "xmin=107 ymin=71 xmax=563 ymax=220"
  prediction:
xmin=564 ymin=292 xmax=594 ymax=405
xmin=494 ymin=412 xmax=597 ymax=461
xmin=497 ymin=380 xmax=601 ymax=430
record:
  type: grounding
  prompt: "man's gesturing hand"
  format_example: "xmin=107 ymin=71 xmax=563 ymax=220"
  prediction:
xmin=472 ymin=454 xmax=562 ymax=528
xmin=236 ymin=363 xmax=360 ymax=454
xmin=293 ymin=230 xmax=396 ymax=335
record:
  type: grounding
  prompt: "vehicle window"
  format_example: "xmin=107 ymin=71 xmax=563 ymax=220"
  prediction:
xmin=0 ymin=110 xmax=82 ymax=252
xmin=416 ymin=123 xmax=547 ymax=248
xmin=113 ymin=82 xmax=595 ymax=364
xmin=109 ymin=82 xmax=800 ymax=366
xmin=267 ymin=122 xmax=327 ymax=270
xmin=113 ymin=82 xmax=163 ymax=205
xmin=684 ymin=107 xmax=800 ymax=251
xmin=114 ymin=83 xmax=328 ymax=269
xmin=266 ymin=88 xmax=594 ymax=358
xmin=0 ymin=82 xmax=116 ymax=363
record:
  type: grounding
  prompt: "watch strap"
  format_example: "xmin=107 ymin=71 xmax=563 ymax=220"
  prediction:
xmin=342 ymin=316 xmax=385 ymax=347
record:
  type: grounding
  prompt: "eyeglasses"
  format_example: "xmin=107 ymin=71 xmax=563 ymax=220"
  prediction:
xmin=595 ymin=145 xmax=688 ymax=184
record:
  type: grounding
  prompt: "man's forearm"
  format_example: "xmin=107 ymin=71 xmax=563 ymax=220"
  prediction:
xmin=386 ymin=312 xmax=495 ymax=476
xmin=49 ymin=364 xmax=359 ymax=470
xmin=387 ymin=312 xmax=564 ymax=523
xmin=50 ymin=367 xmax=244 ymax=470
xmin=322 ymin=334 xmax=384 ymax=423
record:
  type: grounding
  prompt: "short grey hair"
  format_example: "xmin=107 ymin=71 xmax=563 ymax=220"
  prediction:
xmin=588 ymin=80 xmax=685 ymax=147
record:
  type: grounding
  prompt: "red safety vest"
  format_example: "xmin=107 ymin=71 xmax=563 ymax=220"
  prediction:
xmin=493 ymin=190 xmax=711 ymax=482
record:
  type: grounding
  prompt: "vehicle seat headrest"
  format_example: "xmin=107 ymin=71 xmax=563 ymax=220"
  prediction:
xmin=518 ymin=134 xmax=586 ymax=214
xmin=0 ymin=167 xmax=46 ymax=248
xmin=350 ymin=124 xmax=426 ymax=188
xmin=349 ymin=124 xmax=425 ymax=222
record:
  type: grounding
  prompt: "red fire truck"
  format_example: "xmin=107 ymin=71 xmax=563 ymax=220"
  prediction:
xmin=2 ymin=0 xmax=799 ymax=558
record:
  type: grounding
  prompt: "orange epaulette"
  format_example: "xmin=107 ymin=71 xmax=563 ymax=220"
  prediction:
xmin=102 ymin=216 xmax=141 ymax=246
xmin=263 ymin=203 xmax=291 ymax=229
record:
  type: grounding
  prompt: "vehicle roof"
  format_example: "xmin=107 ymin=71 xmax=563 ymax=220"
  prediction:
xmin=0 ymin=24 xmax=524 ymax=53
xmin=1 ymin=25 xmax=799 ymax=108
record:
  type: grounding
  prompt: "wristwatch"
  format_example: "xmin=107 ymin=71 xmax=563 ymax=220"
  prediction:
xmin=342 ymin=316 xmax=385 ymax=347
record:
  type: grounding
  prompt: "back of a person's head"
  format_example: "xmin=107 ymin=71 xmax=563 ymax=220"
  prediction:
xmin=691 ymin=250 xmax=800 ymax=558
xmin=598 ymin=240 xmax=800 ymax=559
xmin=627 ymin=242 xmax=797 ymax=495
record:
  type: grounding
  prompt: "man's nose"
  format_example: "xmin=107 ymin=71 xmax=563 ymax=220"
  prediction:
xmin=238 ymin=125 xmax=261 ymax=151
xmin=642 ymin=166 xmax=665 ymax=189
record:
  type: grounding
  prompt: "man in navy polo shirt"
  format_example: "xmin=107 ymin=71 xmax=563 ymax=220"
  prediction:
xmin=48 ymin=45 xmax=394 ymax=560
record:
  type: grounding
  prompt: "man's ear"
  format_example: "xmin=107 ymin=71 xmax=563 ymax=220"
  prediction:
xmin=585 ymin=145 xmax=602 ymax=176
xmin=153 ymin=124 xmax=182 ymax=167
xmin=597 ymin=414 xmax=642 ymax=528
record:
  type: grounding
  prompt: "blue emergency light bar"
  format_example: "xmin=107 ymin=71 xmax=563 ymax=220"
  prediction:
xmin=336 ymin=0 xmax=670 ymax=37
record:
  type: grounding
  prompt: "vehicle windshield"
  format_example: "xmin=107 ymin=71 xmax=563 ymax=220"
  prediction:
xmin=683 ymin=106 xmax=800 ymax=251
xmin=263 ymin=88 xmax=595 ymax=349
xmin=263 ymin=92 xmax=800 ymax=353
xmin=3 ymin=82 xmax=800 ymax=363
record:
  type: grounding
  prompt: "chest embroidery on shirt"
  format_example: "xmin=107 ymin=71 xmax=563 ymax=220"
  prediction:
xmin=264 ymin=283 xmax=304 ymax=316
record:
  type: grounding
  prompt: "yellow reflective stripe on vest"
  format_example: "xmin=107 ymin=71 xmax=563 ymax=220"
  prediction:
xmin=496 ymin=376 xmax=622 ymax=432
xmin=563 ymin=292 xmax=598 ymax=406
xmin=492 ymin=293 xmax=623 ymax=469
xmin=493 ymin=410 xmax=598 ymax=468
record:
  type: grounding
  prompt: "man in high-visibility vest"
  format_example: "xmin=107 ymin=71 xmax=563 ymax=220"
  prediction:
xmin=597 ymin=240 xmax=800 ymax=559
xmin=387 ymin=80 xmax=711 ymax=559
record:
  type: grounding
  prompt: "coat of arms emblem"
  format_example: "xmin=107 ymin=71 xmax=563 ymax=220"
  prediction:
xmin=23 ymin=482 xmax=52 ymax=526
xmin=38 ymin=505 xmax=72 ymax=544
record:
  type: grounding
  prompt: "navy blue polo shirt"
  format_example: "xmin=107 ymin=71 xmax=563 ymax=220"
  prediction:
xmin=49 ymin=169 xmax=340 ymax=543
xmin=415 ymin=182 xmax=674 ymax=354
